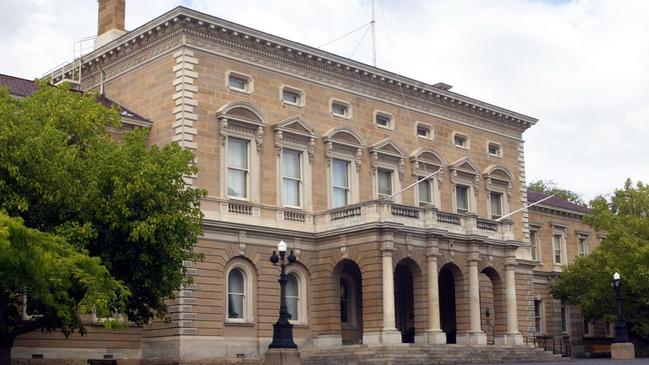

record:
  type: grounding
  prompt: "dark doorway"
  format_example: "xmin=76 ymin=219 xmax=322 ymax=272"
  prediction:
xmin=337 ymin=260 xmax=363 ymax=345
xmin=439 ymin=265 xmax=458 ymax=344
xmin=394 ymin=262 xmax=415 ymax=343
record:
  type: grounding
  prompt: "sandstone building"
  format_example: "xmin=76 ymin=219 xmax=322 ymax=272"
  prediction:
xmin=5 ymin=1 xmax=613 ymax=363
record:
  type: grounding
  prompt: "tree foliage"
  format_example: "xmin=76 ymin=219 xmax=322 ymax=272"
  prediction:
xmin=551 ymin=180 xmax=649 ymax=339
xmin=0 ymin=213 xmax=128 ymax=349
xmin=528 ymin=179 xmax=585 ymax=205
xmin=0 ymin=81 xmax=205 ymax=346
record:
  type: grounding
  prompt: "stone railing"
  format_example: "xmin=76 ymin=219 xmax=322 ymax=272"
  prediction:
xmin=201 ymin=197 xmax=514 ymax=240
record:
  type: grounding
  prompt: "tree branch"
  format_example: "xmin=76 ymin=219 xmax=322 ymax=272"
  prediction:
xmin=10 ymin=318 xmax=49 ymax=339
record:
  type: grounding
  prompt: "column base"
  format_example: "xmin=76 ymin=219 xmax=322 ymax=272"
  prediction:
xmin=380 ymin=328 xmax=403 ymax=344
xmin=425 ymin=330 xmax=447 ymax=345
xmin=495 ymin=332 xmax=524 ymax=346
xmin=264 ymin=348 xmax=301 ymax=365
xmin=611 ymin=342 xmax=635 ymax=360
xmin=459 ymin=332 xmax=486 ymax=346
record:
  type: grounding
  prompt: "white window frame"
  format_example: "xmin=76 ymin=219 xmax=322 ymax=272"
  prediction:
xmin=449 ymin=157 xmax=479 ymax=214
xmin=529 ymin=226 xmax=541 ymax=262
xmin=323 ymin=127 xmax=364 ymax=209
xmin=331 ymin=158 xmax=351 ymax=209
xmin=286 ymin=266 xmax=309 ymax=325
xmin=226 ymin=70 xmax=253 ymax=94
xmin=225 ymin=261 xmax=255 ymax=324
xmin=487 ymin=141 xmax=503 ymax=158
xmin=416 ymin=175 xmax=433 ymax=206
xmin=483 ymin=165 xmax=513 ymax=221
xmin=489 ymin=191 xmax=504 ymax=220
xmin=410 ymin=148 xmax=444 ymax=208
xmin=452 ymin=131 xmax=470 ymax=149
xmin=415 ymin=121 xmax=433 ymax=140
xmin=226 ymin=136 xmax=250 ymax=201
xmin=369 ymin=138 xmax=405 ymax=204
xmin=280 ymin=85 xmax=305 ymax=107
xmin=552 ymin=227 xmax=567 ymax=271
xmin=455 ymin=184 xmax=471 ymax=214
xmin=577 ymin=234 xmax=589 ymax=257
xmin=280 ymin=148 xmax=304 ymax=209
xmin=330 ymin=98 xmax=352 ymax=120
xmin=376 ymin=167 xmax=395 ymax=200
xmin=373 ymin=110 xmax=394 ymax=130
xmin=534 ymin=298 xmax=545 ymax=334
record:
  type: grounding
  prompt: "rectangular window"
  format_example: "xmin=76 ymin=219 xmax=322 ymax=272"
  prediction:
xmin=553 ymin=234 xmax=563 ymax=264
xmin=331 ymin=159 xmax=350 ymax=208
xmin=416 ymin=124 xmax=432 ymax=139
xmin=454 ymin=133 xmax=468 ymax=148
xmin=282 ymin=149 xmax=302 ymax=207
xmin=332 ymin=102 xmax=349 ymax=117
xmin=227 ymin=137 xmax=248 ymax=198
xmin=530 ymin=229 xmax=539 ymax=261
xmin=583 ymin=318 xmax=590 ymax=336
xmin=578 ymin=237 xmax=588 ymax=256
xmin=490 ymin=192 xmax=503 ymax=219
xmin=282 ymin=89 xmax=300 ymax=104
xmin=228 ymin=75 xmax=247 ymax=91
xmin=561 ymin=300 xmax=567 ymax=333
xmin=534 ymin=300 xmax=542 ymax=333
xmin=456 ymin=185 xmax=469 ymax=213
xmin=375 ymin=112 xmax=392 ymax=128
xmin=418 ymin=177 xmax=431 ymax=206
xmin=377 ymin=168 xmax=393 ymax=199
xmin=488 ymin=142 xmax=502 ymax=157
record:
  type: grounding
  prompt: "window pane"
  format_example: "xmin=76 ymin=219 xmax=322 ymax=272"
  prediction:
xmin=530 ymin=230 xmax=538 ymax=261
xmin=418 ymin=178 xmax=431 ymax=203
xmin=228 ymin=269 xmax=244 ymax=294
xmin=554 ymin=234 xmax=563 ymax=264
xmin=456 ymin=185 xmax=468 ymax=212
xmin=282 ymin=149 xmax=301 ymax=179
xmin=228 ymin=169 xmax=247 ymax=198
xmin=229 ymin=76 xmax=246 ymax=90
xmin=286 ymin=297 xmax=299 ymax=321
xmin=228 ymin=138 xmax=248 ymax=169
xmin=228 ymin=294 xmax=244 ymax=319
xmin=378 ymin=169 xmax=392 ymax=197
xmin=333 ymin=187 xmax=348 ymax=208
xmin=283 ymin=179 xmax=300 ymax=206
xmin=283 ymin=90 xmax=299 ymax=104
xmin=286 ymin=274 xmax=299 ymax=321
xmin=490 ymin=192 xmax=502 ymax=218
xmin=332 ymin=159 xmax=349 ymax=187
xmin=332 ymin=103 xmax=347 ymax=115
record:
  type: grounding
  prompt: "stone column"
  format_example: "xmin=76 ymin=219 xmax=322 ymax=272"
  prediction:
xmin=426 ymin=247 xmax=446 ymax=344
xmin=499 ymin=256 xmax=523 ymax=345
xmin=467 ymin=254 xmax=486 ymax=345
xmin=381 ymin=247 xmax=401 ymax=343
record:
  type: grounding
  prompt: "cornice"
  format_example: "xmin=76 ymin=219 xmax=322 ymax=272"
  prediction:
xmin=529 ymin=203 xmax=588 ymax=219
xmin=54 ymin=6 xmax=537 ymax=133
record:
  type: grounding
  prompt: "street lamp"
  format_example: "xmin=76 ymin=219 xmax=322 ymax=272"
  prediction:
xmin=268 ymin=240 xmax=298 ymax=349
xmin=611 ymin=272 xmax=629 ymax=342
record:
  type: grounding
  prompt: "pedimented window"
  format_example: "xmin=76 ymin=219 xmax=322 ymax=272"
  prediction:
xmin=449 ymin=157 xmax=480 ymax=213
xmin=483 ymin=165 xmax=513 ymax=219
xmin=323 ymin=127 xmax=365 ymax=208
xmin=369 ymin=138 xmax=406 ymax=202
xmin=410 ymin=148 xmax=445 ymax=207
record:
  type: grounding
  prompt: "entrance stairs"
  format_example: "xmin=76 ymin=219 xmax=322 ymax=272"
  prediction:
xmin=300 ymin=344 xmax=567 ymax=364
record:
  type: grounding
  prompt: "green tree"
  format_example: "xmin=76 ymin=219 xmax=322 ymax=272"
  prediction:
xmin=551 ymin=180 xmax=649 ymax=340
xmin=0 ymin=213 xmax=129 ymax=363
xmin=528 ymin=179 xmax=585 ymax=205
xmin=0 ymin=81 xmax=205 ymax=357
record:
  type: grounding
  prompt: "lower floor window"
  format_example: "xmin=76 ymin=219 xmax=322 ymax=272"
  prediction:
xmin=228 ymin=269 xmax=245 ymax=319
xmin=286 ymin=273 xmax=299 ymax=321
xmin=534 ymin=299 xmax=543 ymax=333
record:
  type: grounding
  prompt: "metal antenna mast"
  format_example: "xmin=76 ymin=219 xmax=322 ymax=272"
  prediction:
xmin=371 ymin=0 xmax=376 ymax=66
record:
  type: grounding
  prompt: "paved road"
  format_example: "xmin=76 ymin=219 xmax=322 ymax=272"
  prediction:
xmin=458 ymin=360 xmax=648 ymax=365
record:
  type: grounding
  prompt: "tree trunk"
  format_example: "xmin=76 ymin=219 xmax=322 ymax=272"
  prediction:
xmin=0 ymin=343 xmax=11 ymax=365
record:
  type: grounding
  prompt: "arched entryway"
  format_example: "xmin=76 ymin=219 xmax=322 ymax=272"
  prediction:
xmin=394 ymin=258 xmax=420 ymax=343
xmin=480 ymin=266 xmax=506 ymax=345
xmin=335 ymin=259 xmax=364 ymax=345
xmin=439 ymin=263 xmax=463 ymax=344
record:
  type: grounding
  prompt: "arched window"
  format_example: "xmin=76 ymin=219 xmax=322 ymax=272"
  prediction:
xmin=225 ymin=259 xmax=255 ymax=323
xmin=227 ymin=268 xmax=245 ymax=319
xmin=286 ymin=274 xmax=299 ymax=321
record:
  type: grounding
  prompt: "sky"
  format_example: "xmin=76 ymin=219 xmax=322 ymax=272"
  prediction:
xmin=2 ymin=0 xmax=648 ymax=202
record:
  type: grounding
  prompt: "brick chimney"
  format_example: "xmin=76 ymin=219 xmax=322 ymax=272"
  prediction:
xmin=95 ymin=0 xmax=126 ymax=49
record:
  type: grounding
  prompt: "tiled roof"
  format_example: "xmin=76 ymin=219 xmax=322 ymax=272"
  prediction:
xmin=0 ymin=73 xmax=149 ymax=123
xmin=527 ymin=190 xmax=590 ymax=214
xmin=0 ymin=74 xmax=39 ymax=97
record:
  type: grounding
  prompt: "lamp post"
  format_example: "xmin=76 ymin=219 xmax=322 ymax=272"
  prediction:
xmin=268 ymin=240 xmax=297 ymax=349
xmin=610 ymin=272 xmax=629 ymax=342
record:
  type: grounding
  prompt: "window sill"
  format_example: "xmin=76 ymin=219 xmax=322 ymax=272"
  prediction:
xmin=488 ymin=153 xmax=503 ymax=159
xmin=331 ymin=113 xmax=352 ymax=120
xmin=225 ymin=321 xmax=255 ymax=327
xmin=375 ymin=124 xmax=394 ymax=131
xmin=289 ymin=322 xmax=309 ymax=328
xmin=417 ymin=135 xmax=433 ymax=141
xmin=227 ymin=86 xmax=253 ymax=95
xmin=282 ymin=101 xmax=304 ymax=108
xmin=454 ymin=145 xmax=470 ymax=150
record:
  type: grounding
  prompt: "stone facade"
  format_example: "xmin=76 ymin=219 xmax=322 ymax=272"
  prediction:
xmin=10 ymin=5 xmax=606 ymax=364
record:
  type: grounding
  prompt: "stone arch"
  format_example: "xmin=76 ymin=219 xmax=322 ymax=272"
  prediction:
xmin=216 ymin=100 xmax=265 ymax=125
xmin=224 ymin=256 xmax=258 ymax=323
xmin=438 ymin=261 xmax=467 ymax=344
xmin=322 ymin=126 xmax=366 ymax=148
xmin=332 ymin=259 xmax=364 ymax=345
xmin=479 ymin=266 xmax=506 ymax=344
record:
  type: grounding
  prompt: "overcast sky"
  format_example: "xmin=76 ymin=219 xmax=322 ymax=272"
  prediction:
xmin=2 ymin=0 xmax=648 ymax=201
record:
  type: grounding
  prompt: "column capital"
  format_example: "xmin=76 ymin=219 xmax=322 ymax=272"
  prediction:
xmin=467 ymin=251 xmax=480 ymax=263
xmin=426 ymin=246 xmax=440 ymax=258
xmin=381 ymin=241 xmax=395 ymax=253
xmin=504 ymin=257 xmax=517 ymax=267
